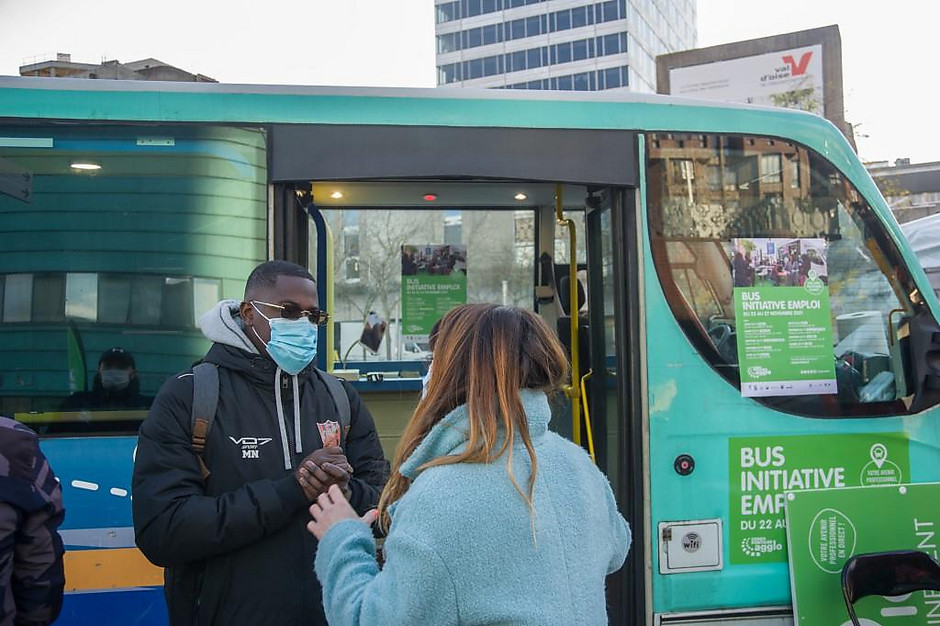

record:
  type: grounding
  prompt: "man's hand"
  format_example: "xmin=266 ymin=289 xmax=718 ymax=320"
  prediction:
xmin=296 ymin=446 xmax=353 ymax=501
xmin=307 ymin=484 xmax=377 ymax=541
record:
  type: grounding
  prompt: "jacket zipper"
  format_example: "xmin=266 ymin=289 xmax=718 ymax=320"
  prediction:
xmin=281 ymin=374 xmax=296 ymax=460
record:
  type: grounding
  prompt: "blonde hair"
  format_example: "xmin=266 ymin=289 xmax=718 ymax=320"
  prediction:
xmin=377 ymin=304 xmax=569 ymax=532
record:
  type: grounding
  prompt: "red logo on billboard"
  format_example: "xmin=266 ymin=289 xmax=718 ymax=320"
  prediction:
xmin=782 ymin=52 xmax=813 ymax=76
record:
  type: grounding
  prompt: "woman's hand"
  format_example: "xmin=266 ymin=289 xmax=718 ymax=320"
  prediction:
xmin=307 ymin=484 xmax=378 ymax=540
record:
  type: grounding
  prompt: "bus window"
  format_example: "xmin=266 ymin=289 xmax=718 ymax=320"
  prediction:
xmin=647 ymin=133 xmax=928 ymax=418
xmin=0 ymin=124 xmax=268 ymax=435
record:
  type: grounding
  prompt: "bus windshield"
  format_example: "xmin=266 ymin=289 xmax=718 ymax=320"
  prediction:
xmin=647 ymin=133 xmax=920 ymax=418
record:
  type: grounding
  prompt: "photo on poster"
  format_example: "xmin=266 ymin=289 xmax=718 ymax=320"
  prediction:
xmin=401 ymin=244 xmax=467 ymax=278
xmin=731 ymin=238 xmax=827 ymax=289
xmin=732 ymin=238 xmax=836 ymax=397
xmin=401 ymin=244 xmax=467 ymax=343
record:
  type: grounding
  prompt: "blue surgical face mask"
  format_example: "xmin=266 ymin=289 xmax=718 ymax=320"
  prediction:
xmin=251 ymin=304 xmax=318 ymax=375
xmin=100 ymin=368 xmax=132 ymax=391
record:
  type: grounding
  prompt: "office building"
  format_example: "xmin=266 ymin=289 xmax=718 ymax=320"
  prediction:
xmin=434 ymin=0 xmax=696 ymax=92
xmin=867 ymin=159 xmax=940 ymax=224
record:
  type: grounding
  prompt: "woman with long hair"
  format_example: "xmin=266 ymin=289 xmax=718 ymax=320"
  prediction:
xmin=306 ymin=304 xmax=631 ymax=625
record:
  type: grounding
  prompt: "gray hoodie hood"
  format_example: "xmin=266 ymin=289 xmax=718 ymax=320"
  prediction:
xmin=197 ymin=299 xmax=260 ymax=355
xmin=197 ymin=299 xmax=309 ymax=471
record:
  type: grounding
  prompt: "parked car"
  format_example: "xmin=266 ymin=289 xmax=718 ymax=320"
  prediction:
xmin=403 ymin=341 xmax=432 ymax=361
xmin=902 ymin=214 xmax=940 ymax=296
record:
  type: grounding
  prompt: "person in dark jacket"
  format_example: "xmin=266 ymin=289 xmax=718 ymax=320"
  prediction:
xmin=131 ymin=260 xmax=389 ymax=626
xmin=0 ymin=416 xmax=65 ymax=626
xmin=61 ymin=347 xmax=151 ymax=412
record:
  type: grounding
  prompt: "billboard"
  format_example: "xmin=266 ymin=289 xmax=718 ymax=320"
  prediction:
xmin=669 ymin=45 xmax=823 ymax=114
xmin=657 ymin=25 xmax=851 ymax=143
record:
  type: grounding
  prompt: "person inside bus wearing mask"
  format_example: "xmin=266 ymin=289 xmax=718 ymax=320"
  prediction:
xmin=306 ymin=303 xmax=631 ymax=626
xmin=132 ymin=260 xmax=388 ymax=626
xmin=61 ymin=347 xmax=151 ymax=412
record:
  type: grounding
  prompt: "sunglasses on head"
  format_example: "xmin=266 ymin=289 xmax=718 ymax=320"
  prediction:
xmin=251 ymin=300 xmax=330 ymax=325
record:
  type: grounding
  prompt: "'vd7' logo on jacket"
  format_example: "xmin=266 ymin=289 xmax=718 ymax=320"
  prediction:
xmin=229 ymin=436 xmax=273 ymax=459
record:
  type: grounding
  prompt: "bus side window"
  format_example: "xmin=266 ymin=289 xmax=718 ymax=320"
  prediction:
xmin=647 ymin=133 xmax=931 ymax=418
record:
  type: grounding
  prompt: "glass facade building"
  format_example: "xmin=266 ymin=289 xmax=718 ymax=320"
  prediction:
xmin=435 ymin=0 xmax=696 ymax=92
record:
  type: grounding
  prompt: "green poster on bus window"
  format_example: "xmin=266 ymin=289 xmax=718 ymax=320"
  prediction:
xmin=731 ymin=239 xmax=836 ymax=397
xmin=729 ymin=433 xmax=910 ymax=566
xmin=732 ymin=237 xmax=836 ymax=398
xmin=785 ymin=483 xmax=940 ymax=626
xmin=734 ymin=284 xmax=837 ymax=397
xmin=401 ymin=244 xmax=467 ymax=342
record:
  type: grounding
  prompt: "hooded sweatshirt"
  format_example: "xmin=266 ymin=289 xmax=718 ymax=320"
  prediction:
xmin=314 ymin=390 xmax=631 ymax=626
xmin=132 ymin=300 xmax=388 ymax=626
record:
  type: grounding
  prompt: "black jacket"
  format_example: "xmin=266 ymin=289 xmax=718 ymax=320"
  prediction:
xmin=131 ymin=342 xmax=388 ymax=626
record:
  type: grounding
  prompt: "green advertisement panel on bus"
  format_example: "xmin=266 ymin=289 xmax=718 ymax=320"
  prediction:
xmin=732 ymin=237 xmax=836 ymax=397
xmin=785 ymin=483 xmax=940 ymax=626
xmin=729 ymin=434 xmax=910 ymax=565
xmin=401 ymin=244 xmax=467 ymax=342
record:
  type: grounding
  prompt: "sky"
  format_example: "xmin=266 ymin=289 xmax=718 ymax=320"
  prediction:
xmin=696 ymin=1 xmax=939 ymax=165
xmin=0 ymin=0 xmax=936 ymax=164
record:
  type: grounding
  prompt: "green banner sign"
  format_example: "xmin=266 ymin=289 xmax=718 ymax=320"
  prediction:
xmin=65 ymin=320 xmax=87 ymax=393
xmin=785 ymin=483 xmax=940 ymax=626
xmin=401 ymin=244 xmax=467 ymax=341
xmin=729 ymin=434 xmax=910 ymax=566
xmin=734 ymin=283 xmax=836 ymax=397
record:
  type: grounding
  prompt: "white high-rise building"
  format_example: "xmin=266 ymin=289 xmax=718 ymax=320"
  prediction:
xmin=435 ymin=0 xmax=696 ymax=93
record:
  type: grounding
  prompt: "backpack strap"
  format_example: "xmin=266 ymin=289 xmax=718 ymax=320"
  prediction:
xmin=314 ymin=368 xmax=351 ymax=445
xmin=191 ymin=362 xmax=220 ymax=482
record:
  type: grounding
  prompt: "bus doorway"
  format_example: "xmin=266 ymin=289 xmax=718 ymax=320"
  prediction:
xmin=296 ymin=181 xmax=601 ymax=450
xmin=296 ymin=179 xmax=642 ymax=622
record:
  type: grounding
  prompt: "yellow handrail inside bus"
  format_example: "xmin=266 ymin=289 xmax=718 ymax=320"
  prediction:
xmin=580 ymin=369 xmax=597 ymax=464
xmin=324 ymin=215 xmax=336 ymax=372
xmin=554 ymin=184 xmax=582 ymax=449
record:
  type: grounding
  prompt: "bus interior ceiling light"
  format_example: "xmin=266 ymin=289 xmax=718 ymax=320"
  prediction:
xmin=423 ymin=193 xmax=437 ymax=202
xmin=70 ymin=161 xmax=101 ymax=171
xmin=515 ymin=193 xmax=527 ymax=201
xmin=330 ymin=191 xmax=343 ymax=199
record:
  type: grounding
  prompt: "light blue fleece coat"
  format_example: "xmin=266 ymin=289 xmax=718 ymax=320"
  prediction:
xmin=314 ymin=389 xmax=631 ymax=626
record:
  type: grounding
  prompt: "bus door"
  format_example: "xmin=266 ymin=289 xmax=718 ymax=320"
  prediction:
xmin=298 ymin=181 xmax=601 ymax=462
xmin=278 ymin=123 xmax=645 ymax=623
xmin=583 ymin=186 xmax=646 ymax=626
xmin=641 ymin=133 xmax=940 ymax=624
xmin=536 ymin=185 xmax=646 ymax=625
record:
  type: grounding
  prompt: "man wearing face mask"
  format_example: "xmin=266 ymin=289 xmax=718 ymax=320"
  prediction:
xmin=131 ymin=260 xmax=388 ymax=626
xmin=61 ymin=347 xmax=151 ymax=412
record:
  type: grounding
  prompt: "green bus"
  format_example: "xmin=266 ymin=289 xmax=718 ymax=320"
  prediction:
xmin=1 ymin=76 xmax=938 ymax=625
